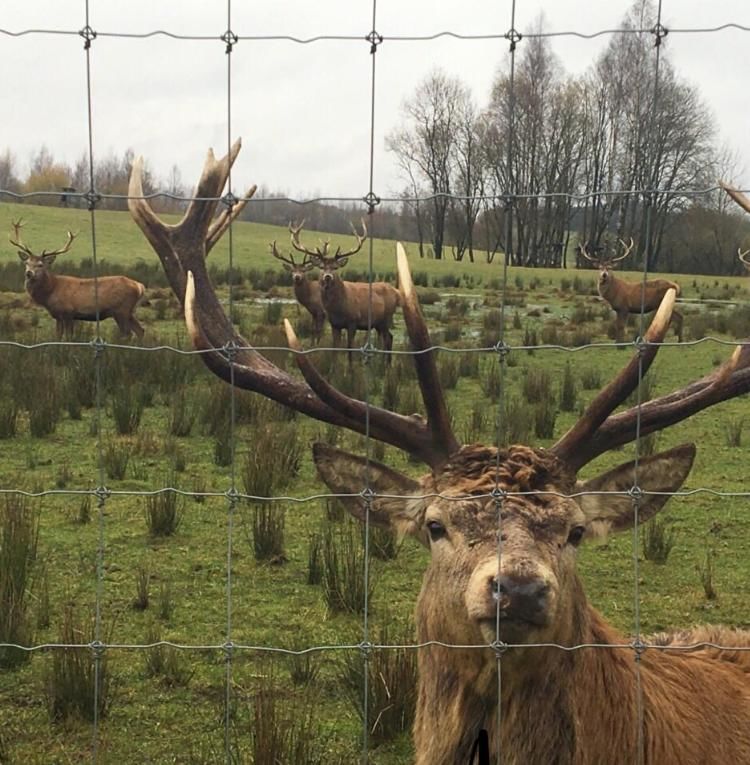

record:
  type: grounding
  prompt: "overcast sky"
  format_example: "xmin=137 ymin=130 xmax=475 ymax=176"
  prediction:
xmin=1 ymin=1 xmax=749 ymax=204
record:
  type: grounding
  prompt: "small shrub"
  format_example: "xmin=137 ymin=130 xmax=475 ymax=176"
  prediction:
xmin=157 ymin=581 xmax=174 ymax=622
xmin=580 ymin=367 xmax=602 ymax=390
xmin=45 ymin=605 xmax=112 ymax=723
xmin=534 ymin=399 xmax=557 ymax=439
xmin=144 ymin=489 xmax=183 ymax=537
xmin=559 ymin=363 xmax=578 ymax=412
xmin=480 ymin=360 xmax=503 ymax=401
xmin=699 ymin=549 xmax=717 ymax=600
xmin=462 ymin=400 xmax=489 ymax=444
xmin=438 ymin=355 xmax=460 ymax=390
xmin=642 ymin=517 xmax=677 ymax=564
xmin=28 ymin=387 xmax=60 ymax=437
xmin=307 ymin=533 xmax=323 ymax=585
xmin=443 ymin=321 xmax=462 ymax=342
xmin=263 ymin=300 xmax=284 ymax=326
xmin=322 ymin=521 xmax=372 ymax=614
xmin=110 ymin=385 xmax=144 ymax=435
xmin=132 ymin=565 xmax=150 ymax=611
xmin=143 ymin=624 xmax=193 ymax=688
xmin=522 ymin=368 xmax=552 ymax=404
xmin=458 ymin=352 xmax=480 ymax=378
xmin=724 ymin=418 xmax=744 ymax=448
xmin=241 ymin=424 xmax=303 ymax=497
xmin=168 ymin=386 xmax=196 ymax=437
xmin=0 ymin=495 xmax=39 ymax=668
xmin=77 ymin=494 xmax=92 ymax=525
xmin=213 ymin=429 xmax=233 ymax=467
xmin=251 ymin=503 xmax=286 ymax=563
xmin=102 ymin=440 xmax=130 ymax=481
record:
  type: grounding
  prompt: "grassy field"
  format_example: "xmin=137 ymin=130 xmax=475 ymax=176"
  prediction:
xmin=0 ymin=201 xmax=749 ymax=763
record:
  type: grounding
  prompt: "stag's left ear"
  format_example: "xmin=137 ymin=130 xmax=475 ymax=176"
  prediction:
xmin=41 ymin=253 xmax=57 ymax=266
xmin=312 ymin=442 xmax=424 ymax=537
xmin=574 ymin=443 xmax=695 ymax=535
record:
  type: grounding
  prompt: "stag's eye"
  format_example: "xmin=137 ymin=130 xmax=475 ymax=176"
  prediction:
xmin=426 ymin=520 xmax=446 ymax=542
xmin=566 ymin=525 xmax=586 ymax=547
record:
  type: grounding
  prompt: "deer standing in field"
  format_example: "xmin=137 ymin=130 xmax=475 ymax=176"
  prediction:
xmin=718 ymin=180 xmax=750 ymax=271
xmin=10 ymin=219 xmax=146 ymax=339
xmin=270 ymin=240 xmax=325 ymax=343
xmin=581 ymin=238 xmax=683 ymax=342
xmin=130 ymin=140 xmax=750 ymax=765
xmin=290 ymin=219 xmax=400 ymax=363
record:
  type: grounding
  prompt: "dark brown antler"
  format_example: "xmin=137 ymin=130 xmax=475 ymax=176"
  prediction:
xmin=41 ymin=230 xmax=77 ymax=258
xmin=579 ymin=241 xmax=599 ymax=264
xmin=270 ymin=241 xmax=315 ymax=272
xmin=131 ymin=140 xmax=459 ymax=469
xmin=332 ymin=219 xmax=367 ymax=260
xmin=610 ymin=237 xmax=634 ymax=264
xmin=289 ymin=220 xmax=330 ymax=261
xmin=739 ymin=248 xmax=750 ymax=270
xmin=9 ymin=218 xmax=34 ymax=258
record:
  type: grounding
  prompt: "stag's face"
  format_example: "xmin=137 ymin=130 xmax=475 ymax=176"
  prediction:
xmin=291 ymin=268 xmax=306 ymax=285
xmin=18 ymin=253 xmax=54 ymax=284
xmin=598 ymin=264 xmax=611 ymax=287
xmin=416 ymin=449 xmax=584 ymax=646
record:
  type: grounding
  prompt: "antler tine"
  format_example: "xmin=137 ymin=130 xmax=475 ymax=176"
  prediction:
xmin=611 ymin=237 xmax=634 ymax=263
xmin=9 ymin=218 xmax=34 ymax=257
xmin=551 ymin=288 xmax=676 ymax=470
xmin=719 ymin=179 xmax=750 ymax=215
xmin=738 ymin=247 xmax=750 ymax=270
xmin=42 ymin=230 xmax=77 ymax=258
xmin=289 ymin=219 xmax=324 ymax=260
xmin=206 ymin=184 xmax=258 ymax=254
xmin=270 ymin=240 xmax=296 ymax=267
xmin=334 ymin=218 xmax=368 ymax=260
xmin=579 ymin=241 xmax=598 ymax=264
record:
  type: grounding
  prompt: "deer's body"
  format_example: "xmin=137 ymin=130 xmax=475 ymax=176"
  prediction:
xmin=598 ymin=271 xmax=683 ymax=342
xmin=25 ymin=270 xmax=145 ymax=339
xmin=292 ymin=276 xmax=325 ymax=343
xmin=10 ymin=220 xmax=146 ymax=339
xmin=130 ymin=142 xmax=750 ymax=765
xmin=318 ymin=273 xmax=400 ymax=357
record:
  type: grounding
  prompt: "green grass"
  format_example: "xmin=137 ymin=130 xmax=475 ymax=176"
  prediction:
xmin=1 ymin=199 xmax=750 ymax=762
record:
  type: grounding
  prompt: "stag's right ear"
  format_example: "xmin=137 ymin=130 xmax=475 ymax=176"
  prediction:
xmin=17 ymin=252 xmax=29 ymax=263
xmin=312 ymin=442 xmax=424 ymax=537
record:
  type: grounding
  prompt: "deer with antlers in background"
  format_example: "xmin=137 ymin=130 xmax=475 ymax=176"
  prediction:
xmin=581 ymin=238 xmax=683 ymax=343
xmin=290 ymin=219 xmax=400 ymax=363
xmin=130 ymin=141 xmax=750 ymax=765
xmin=719 ymin=180 xmax=750 ymax=271
xmin=9 ymin=219 xmax=146 ymax=339
xmin=270 ymin=239 xmax=325 ymax=343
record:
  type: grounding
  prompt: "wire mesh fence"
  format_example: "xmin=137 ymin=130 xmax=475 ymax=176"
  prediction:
xmin=1 ymin=1 xmax=750 ymax=763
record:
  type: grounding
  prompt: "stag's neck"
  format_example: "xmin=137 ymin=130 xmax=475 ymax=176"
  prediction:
xmin=26 ymin=272 xmax=56 ymax=305
xmin=598 ymin=274 xmax=619 ymax=303
xmin=320 ymin=275 xmax=348 ymax=315
xmin=414 ymin=580 xmax=638 ymax=765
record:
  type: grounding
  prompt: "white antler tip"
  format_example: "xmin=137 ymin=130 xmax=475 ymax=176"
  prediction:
xmin=184 ymin=271 xmax=199 ymax=341
xmin=396 ymin=242 xmax=413 ymax=299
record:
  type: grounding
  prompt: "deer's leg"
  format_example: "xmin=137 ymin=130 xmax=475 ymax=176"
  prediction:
xmin=672 ymin=309 xmax=683 ymax=343
xmin=130 ymin=316 xmax=145 ymax=340
xmin=55 ymin=318 xmax=64 ymax=340
xmin=314 ymin=314 xmax=324 ymax=345
xmin=382 ymin=328 xmax=394 ymax=366
xmin=615 ymin=312 xmax=626 ymax=345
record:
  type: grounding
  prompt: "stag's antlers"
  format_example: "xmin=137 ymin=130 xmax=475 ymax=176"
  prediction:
xmin=270 ymin=240 xmax=315 ymax=272
xmin=580 ymin=238 xmax=633 ymax=267
xmin=290 ymin=219 xmax=367 ymax=269
xmin=129 ymin=142 xmax=750 ymax=474
xmin=9 ymin=219 xmax=34 ymax=258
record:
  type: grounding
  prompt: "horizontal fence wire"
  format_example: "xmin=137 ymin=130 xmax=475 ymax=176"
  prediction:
xmin=1 ymin=4 xmax=750 ymax=763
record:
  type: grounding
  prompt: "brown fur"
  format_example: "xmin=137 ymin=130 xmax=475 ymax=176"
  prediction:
xmin=22 ymin=257 xmax=145 ymax=339
xmin=291 ymin=273 xmax=325 ymax=343
xmin=597 ymin=269 xmax=683 ymax=342
xmin=313 ymin=442 xmax=750 ymax=764
xmin=318 ymin=269 xmax=400 ymax=361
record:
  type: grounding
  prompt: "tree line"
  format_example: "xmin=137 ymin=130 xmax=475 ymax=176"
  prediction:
xmin=387 ymin=0 xmax=749 ymax=275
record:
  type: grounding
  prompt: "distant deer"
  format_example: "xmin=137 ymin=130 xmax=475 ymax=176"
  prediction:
xmin=718 ymin=180 xmax=750 ymax=271
xmin=290 ymin=219 xmax=400 ymax=363
xmin=270 ymin=240 xmax=325 ymax=343
xmin=10 ymin=219 xmax=146 ymax=339
xmin=581 ymin=238 xmax=683 ymax=342
xmin=130 ymin=140 xmax=750 ymax=764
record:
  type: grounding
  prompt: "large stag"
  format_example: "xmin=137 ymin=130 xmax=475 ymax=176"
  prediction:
xmin=581 ymin=238 xmax=683 ymax=342
xmin=10 ymin=220 xmax=146 ymax=339
xmin=718 ymin=180 xmax=750 ymax=271
xmin=270 ymin=240 xmax=325 ymax=343
xmin=290 ymin=219 xmax=400 ymax=362
xmin=130 ymin=142 xmax=750 ymax=765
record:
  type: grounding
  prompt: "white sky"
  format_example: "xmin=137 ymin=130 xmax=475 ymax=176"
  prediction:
xmin=1 ymin=1 xmax=749 ymax=202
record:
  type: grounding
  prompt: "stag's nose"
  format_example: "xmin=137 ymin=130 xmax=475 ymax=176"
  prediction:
xmin=490 ymin=574 xmax=549 ymax=621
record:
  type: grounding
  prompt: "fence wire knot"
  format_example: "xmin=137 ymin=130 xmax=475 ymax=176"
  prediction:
xmin=491 ymin=638 xmax=508 ymax=656
xmin=491 ymin=487 xmax=507 ymax=502
xmin=221 ymin=339 xmax=239 ymax=362
xmin=631 ymin=638 xmax=647 ymax=659
xmin=366 ymin=30 xmax=383 ymax=54
xmin=363 ymin=192 xmax=380 ymax=214
xmin=360 ymin=486 xmax=375 ymax=503
xmin=651 ymin=23 xmax=669 ymax=46
xmin=84 ymin=190 xmax=102 ymax=211
xmin=358 ymin=640 xmax=373 ymax=658
xmin=221 ymin=29 xmax=238 ymax=54
xmin=360 ymin=340 xmax=376 ymax=365
xmin=224 ymin=487 xmax=240 ymax=506
xmin=633 ymin=335 xmax=648 ymax=356
xmin=628 ymin=485 xmax=643 ymax=503
xmin=494 ymin=340 xmax=510 ymax=357
xmin=222 ymin=641 xmax=235 ymax=660
xmin=90 ymin=336 xmax=107 ymax=357
xmin=221 ymin=191 xmax=238 ymax=208
xmin=89 ymin=640 xmax=105 ymax=658
xmin=94 ymin=487 xmax=110 ymax=508
xmin=79 ymin=25 xmax=97 ymax=49
xmin=504 ymin=28 xmax=522 ymax=52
